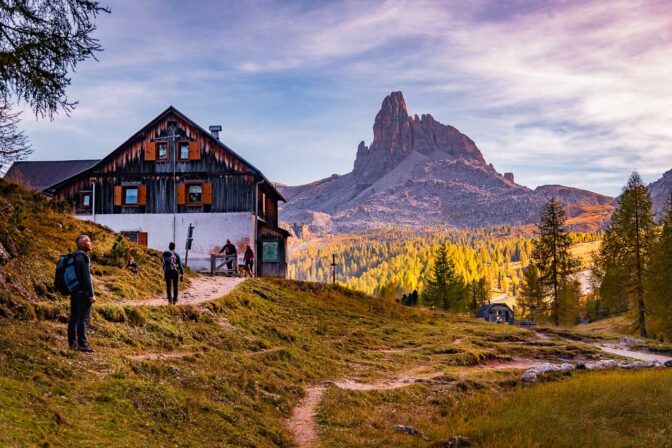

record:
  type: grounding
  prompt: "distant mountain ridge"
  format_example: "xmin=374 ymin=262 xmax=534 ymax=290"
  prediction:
xmin=649 ymin=168 xmax=672 ymax=219
xmin=279 ymin=91 xmax=615 ymax=234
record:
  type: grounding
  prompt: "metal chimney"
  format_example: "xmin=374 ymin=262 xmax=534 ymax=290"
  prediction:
xmin=209 ymin=125 xmax=222 ymax=140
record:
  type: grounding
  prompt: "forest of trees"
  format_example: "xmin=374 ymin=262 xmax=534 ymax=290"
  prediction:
xmin=288 ymin=226 xmax=599 ymax=302
xmin=593 ymin=172 xmax=672 ymax=339
xmin=290 ymin=174 xmax=672 ymax=341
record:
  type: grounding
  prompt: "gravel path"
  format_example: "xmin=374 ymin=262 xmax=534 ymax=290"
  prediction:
xmin=119 ymin=276 xmax=245 ymax=307
xmin=597 ymin=344 xmax=672 ymax=363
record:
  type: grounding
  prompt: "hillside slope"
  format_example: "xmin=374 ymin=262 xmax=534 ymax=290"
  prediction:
xmin=2 ymin=277 xmax=672 ymax=447
xmin=0 ymin=180 xmax=167 ymax=318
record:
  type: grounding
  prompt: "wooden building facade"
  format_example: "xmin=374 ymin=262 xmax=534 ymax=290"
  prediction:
xmin=46 ymin=106 xmax=289 ymax=277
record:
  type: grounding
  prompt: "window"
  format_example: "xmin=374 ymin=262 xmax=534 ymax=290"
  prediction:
xmin=262 ymin=241 xmax=279 ymax=262
xmin=121 ymin=231 xmax=138 ymax=243
xmin=124 ymin=187 xmax=139 ymax=205
xmin=262 ymin=192 xmax=267 ymax=217
xmin=79 ymin=192 xmax=92 ymax=208
xmin=157 ymin=143 xmax=168 ymax=160
xmin=121 ymin=231 xmax=148 ymax=247
xmin=179 ymin=142 xmax=189 ymax=160
xmin=188 ymin=184 xmax=203 ymax=204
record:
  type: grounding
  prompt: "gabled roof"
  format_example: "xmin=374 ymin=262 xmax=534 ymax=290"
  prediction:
xmin=45 ymin=106 xmax=285 ymax=201
xmin=476 ymin=303 xmax=514 ymax=318
xmin=4 ymin=160 xmax=100 ymax=192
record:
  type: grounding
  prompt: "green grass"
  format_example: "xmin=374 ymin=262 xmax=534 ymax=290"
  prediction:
xmin=2 ymin=180 xmax=670 ymax=447
xmin=0 ymin=180 xmax=171 ymax=318
xmin=319 ymin=369 xmax=672 ymax=447
xmin=0 ymin=278 xmax=603 ymax=447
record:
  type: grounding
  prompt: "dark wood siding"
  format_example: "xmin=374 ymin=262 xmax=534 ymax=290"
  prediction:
xmin=51 ymin=108 xmax=288 ymax=279
xmin=257 ymin=222 xmax=288 ymax=278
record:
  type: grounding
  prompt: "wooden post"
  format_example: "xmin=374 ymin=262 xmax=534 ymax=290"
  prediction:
xmin=331 ymin=254 xmax=336 ymax=285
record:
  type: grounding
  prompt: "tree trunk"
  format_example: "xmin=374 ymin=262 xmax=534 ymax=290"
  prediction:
xmin=634 ymin=193 xmax=648 ymax=338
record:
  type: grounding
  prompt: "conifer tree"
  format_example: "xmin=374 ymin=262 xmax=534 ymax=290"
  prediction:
xmin=422 ymin=243 xmax=465 ymax=310
xmin=468 ymin=277 xmax=489 ymax=312
xmin=598 ymin=172 xmax=657 ymax=337
xmin=530 ymin=197 xmax=577 ymax=325
xmin=648 ymin=193 xmax=672 ymax=338
xmin=519 ymin=265 xmax=546 ymax=320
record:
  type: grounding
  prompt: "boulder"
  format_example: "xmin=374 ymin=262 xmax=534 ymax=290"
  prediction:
xmin=430 ymin=436 xmax=473 ymax=447
xmin=539 ymin=363 xmax=559 ymax=373
xmin=596 ymin=360 xmax=617 ymax=369
xmin=647 ymin=360 xmax=663 ymax=368
xmin=525 ymin=366 xmax=541 ymax=374
xmin=620 ymin=337 xmax=645 ymax=346
xmin=0 ymin=241 xmax=10 ymax=264
xmin=665 ymin=360 xmax=672 ymax=368
xmin=559 ymin=363 xmax=575 ymax=371
xmin=521 ymin=371 xmax=537 ymax=383
xmin=576 ymin=362 xmax=588 ymax=370
xmin=394 ymin=424 xmax=422 ymax=437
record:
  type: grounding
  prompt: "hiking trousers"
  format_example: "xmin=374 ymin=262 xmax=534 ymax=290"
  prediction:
xmin=68 ymin=291 xmax=92 ymax=348
xmin=165 ymin=271 xmax=179 ymax=303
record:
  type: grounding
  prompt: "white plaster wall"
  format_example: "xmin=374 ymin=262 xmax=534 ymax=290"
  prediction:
xmin=78 ymin=212 xmax=255 ymax=272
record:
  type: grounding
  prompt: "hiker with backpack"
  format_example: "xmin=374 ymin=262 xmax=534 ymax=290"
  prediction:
xmin=55 ymin=235 xmax=96 ymax=352
xmin=162 ymin=242 xmax=184 ymax=305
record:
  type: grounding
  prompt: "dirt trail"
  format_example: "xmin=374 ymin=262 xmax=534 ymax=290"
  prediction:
xmin=596 ymin=344 xmax=672 ymax=363
xmin=119 ymin=276 xmax=245 ymax=307
xmin=287 ymin=359 xmax=538 ymax=447
xmin=535 ymin=331 xmax=672 ymax=364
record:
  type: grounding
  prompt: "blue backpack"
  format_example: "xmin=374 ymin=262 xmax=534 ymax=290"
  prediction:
xmin=54 ymin=253 xmax=81 ymax=295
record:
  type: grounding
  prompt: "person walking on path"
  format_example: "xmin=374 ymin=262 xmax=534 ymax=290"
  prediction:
xmin=162 ymin=242 xmax=184 ymax=305
xmin=218 ymin=239 xmax=238 ymax=270
xmin=68 ymin=235 xmax=96 ymax=352
xmin=244 ymin=245 xmax=255 ymax=276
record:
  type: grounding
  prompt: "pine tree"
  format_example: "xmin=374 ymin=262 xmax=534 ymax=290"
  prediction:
xmin=530 ymin=197 xmax=577 ymax=325
xmin=468 ymin=277 xmax=489 ymax=312
xmin=648 ymin=193 xmax=672 ymax=339
xmin=598 ymin=172 xmax=657 ymax=337
xmin=422 ymin=243 xmax=465 ymax=310
xmin=518 ymin=265 xmax=546 ymax=320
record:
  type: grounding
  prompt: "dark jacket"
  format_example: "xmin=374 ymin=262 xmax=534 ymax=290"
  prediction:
xmin=162 ymin=250 xmax=184 ymax=275
xmin=244 ymin=247 xmax=254 ymax=262
xmin=73 ymin=249 xmax=94 ymax=297
xmin=219 ymin=243 xmax=237 ymax=256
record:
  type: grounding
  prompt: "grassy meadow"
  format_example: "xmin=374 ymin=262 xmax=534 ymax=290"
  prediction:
xmin=1 ymin=276 xmax=670 ymax=447
xmin=2 ymin=179 xmax=672 ymax=447
xmin=319 ymin=368 xmax=672 ymax=447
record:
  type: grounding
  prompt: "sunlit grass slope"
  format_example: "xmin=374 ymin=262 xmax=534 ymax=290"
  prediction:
xmin=320 ymin=369 xmax=672 ymax=447
xmin=0 ymin=180 xmax=166 ymax=318
xmin=0 ymin=277 xmax=601 ymax=447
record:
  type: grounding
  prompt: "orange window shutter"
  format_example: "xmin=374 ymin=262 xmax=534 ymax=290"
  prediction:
xmin=202 ymin=183 xmax=213 ymax=204
xmin=138 ymin=232 xmax=148 ymax=247
xmin=145 ymin=142 xmax=156 ymax=161
xmin=177 ymin=183 xmax=186 ymax=205
xmin=138 ymin=185 xmax=147 ymax=206
xmin=114 ymin=186 xmax=122 ymax=206
xmin=188 ymin=141 xmax=200 ymax=160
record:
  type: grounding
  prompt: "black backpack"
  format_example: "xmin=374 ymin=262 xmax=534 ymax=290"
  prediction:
xmin=162 ymin=251 xmax=179 ymax=273
xmin=54 ymin=253 xmax=81 ymax=295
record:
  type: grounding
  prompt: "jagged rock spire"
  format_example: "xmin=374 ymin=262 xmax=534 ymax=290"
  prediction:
xmin=353 ymin=91 xmax=486 ymax=181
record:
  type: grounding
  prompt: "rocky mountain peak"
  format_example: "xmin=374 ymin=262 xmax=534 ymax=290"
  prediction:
xmin=353 ymin=91 xmax=487 ymax=181
xmin=279 ymin=91 xmax=616 ymax=234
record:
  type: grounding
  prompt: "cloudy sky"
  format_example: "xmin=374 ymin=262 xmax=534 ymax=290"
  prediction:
xmin=14 ymin=0 xmax=672 ymax=196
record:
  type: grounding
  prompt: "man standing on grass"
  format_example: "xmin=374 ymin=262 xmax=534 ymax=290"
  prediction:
xmin=68 ymin=235 xmax=96 ymax=352
xmin=162 ymin=242 xmax=184 ymax=305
